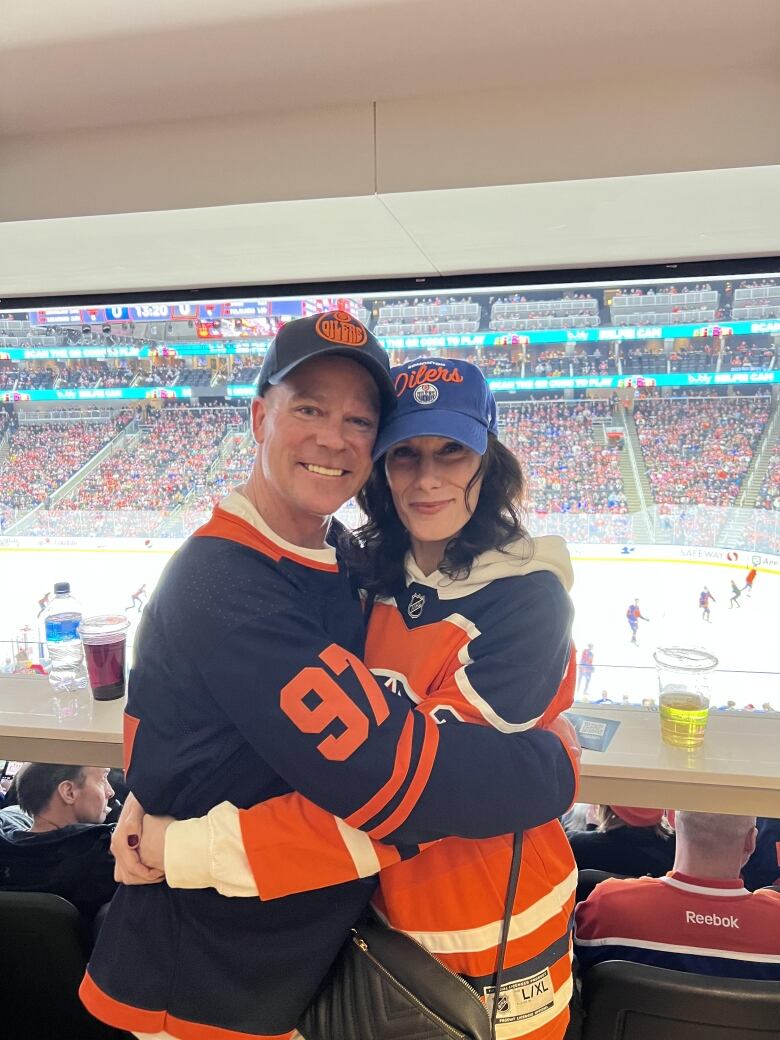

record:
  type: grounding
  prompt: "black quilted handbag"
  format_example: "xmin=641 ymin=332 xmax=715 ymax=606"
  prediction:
xmin=300 ymin=834 xmax=523 ymax=1040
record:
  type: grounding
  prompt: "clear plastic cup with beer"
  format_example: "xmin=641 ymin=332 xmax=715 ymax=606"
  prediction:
xmin=653 ymin=647 xmax=718 ymax=749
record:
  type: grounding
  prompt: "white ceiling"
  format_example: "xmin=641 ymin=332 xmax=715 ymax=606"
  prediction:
xmin=2 ymin=0 xmax=779 ymax=134
xmin=1 ymin=1 xmax=778 ymax=296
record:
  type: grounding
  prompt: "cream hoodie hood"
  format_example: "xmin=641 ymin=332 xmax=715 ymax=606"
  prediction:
xmin=403 ymin=534 xmax=573 ymax=600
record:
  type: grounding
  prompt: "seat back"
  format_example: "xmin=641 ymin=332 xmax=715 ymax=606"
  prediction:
xmin=581 ymin=960 xmax=780 ymax=1040
xmin=0 ymin=891 xmax=125 ymax=1039
xmin=576 ymin=869 xmax=626 ymax=904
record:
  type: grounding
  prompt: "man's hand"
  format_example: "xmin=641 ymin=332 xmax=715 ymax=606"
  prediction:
xmin=111 ymin=791 xmax=165 ymax=885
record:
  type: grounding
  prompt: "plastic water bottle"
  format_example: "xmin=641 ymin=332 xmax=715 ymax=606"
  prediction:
xmin=44 ymin=582 xmax=88 ymax=690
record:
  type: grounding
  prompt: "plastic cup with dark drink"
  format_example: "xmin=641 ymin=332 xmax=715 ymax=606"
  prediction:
xmin=80 ymin=615 xmax=130 ymax=701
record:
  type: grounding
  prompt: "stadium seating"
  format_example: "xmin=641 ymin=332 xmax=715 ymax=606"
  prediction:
xmin=7 ymin=367 xmax=57 ymax=390
xmin=224 ymin=363 xmax=262 ymax=387
xmin=756 ymin=440 xmax=780 ymax=510
xmin=375 ymin=298 xmax=482 ymax=336
xmin=31 ymin=406 xmax=247 ymax=537
xmin=580 ymin=960 xmax=780 ymax=1040
xmin=634 ymin=396 xmax=771 ymax=507
xmin=175 ymin=365 xmax=213 ymax=387
xmin=610 ymin=286 xmax=721 ymax=327
xmin=499 ymin=400 xmax=628 ymax=514
xmin=732 ymin=282 xmax=780 ymax=320
xmin=490 ymin=295 xmax=600 ymax=333
xmin=182 ymin=433 xmax=256 ymax=529
xmin=0 ymin=415 xmax=131 ymax=525
xmin=722 ymin=341 xmax=777 ymax=371
xmin=0 ymin=891 xmax=125 ymax=1040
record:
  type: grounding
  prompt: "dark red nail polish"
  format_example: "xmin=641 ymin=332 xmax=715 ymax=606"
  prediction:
xmin=127 ymin=834 xmax=140 ymax=848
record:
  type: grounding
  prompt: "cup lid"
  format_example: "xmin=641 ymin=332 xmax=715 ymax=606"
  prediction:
xmin=79 ymin=614 xmax=130 ymax=639
xmin=653 ymin=646 xmax=718 ymax=672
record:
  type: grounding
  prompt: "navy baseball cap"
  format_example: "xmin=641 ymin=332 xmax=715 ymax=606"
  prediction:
xmin=372 ymin=357 xmax=498 ymax=461
xmin=258 ymin=310 xmax=396 ymax=416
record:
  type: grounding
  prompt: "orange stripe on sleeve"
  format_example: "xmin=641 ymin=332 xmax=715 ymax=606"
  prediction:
xmin=239 ymin=792 xmax=364 ymax=899
xmin=80 ymin=971 xmax=162 ymax=1034
xmin=368 ymin=713 xmax=440 ymax=840
xmin=166 ymin=1012 xmax=296 ymax=1040
xmin=344 ymin=711 xmax=415 ymax=829
xmin=80 ymin=970 xmax=296 ymax=1040
xmin=122 ymin=712 xmax=140 ymax=774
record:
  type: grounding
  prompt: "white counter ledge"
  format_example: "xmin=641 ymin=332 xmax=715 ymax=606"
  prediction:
xmin=0 ymin=676 xmax=777 ymax=815
xmin=0 ymin=674 xmax=124 ymax=767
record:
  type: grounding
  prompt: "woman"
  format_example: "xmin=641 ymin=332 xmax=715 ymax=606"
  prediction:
xmin=118 ymin=357 xmax=578 ymax=1040
xmin=568 ymin=805 xmax=675 ymax=877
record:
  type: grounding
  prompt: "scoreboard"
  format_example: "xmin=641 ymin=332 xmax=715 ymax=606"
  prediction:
xmin=28 ymin=298 xmax=309 ymax=326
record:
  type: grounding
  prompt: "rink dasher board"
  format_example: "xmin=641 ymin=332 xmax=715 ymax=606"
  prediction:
xmin=0 ymin=538 xmax=777 ymax=574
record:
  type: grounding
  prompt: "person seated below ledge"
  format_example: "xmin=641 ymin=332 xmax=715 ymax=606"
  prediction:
xmin=574 ymin=811 xmax=780 ymax=981
xmin=0 ymin=763 xmax=117 ymax=919
xmin=568 ymin=804 xmax=676 ymax=877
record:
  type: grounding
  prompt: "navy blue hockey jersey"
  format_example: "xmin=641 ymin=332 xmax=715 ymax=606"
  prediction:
xmin=82 ymin=493 xmax=577 ymax=1040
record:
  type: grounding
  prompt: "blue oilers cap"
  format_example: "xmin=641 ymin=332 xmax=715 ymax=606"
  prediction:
xmin=372 ymin=357 xmax=498 ymax=461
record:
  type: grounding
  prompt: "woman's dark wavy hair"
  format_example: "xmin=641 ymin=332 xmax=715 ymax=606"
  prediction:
xmin=353 ymin=433 xmax=529 ymax=597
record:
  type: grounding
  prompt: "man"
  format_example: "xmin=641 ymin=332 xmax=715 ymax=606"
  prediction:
xmin=0 ymin=763 xmax=116 ymax=918
xmin=743 ymin=566 xmax=757 ymax=595
xmin=699 ymin=586 xmax=715 ymax=622
xmin=626 ymin=598 xmax=649 ymax=644
xmin=574 ymin=811 xmax=780 ymax=980
xmin=83 ymin=313 xmax=579 ymax=1040
xmin=742 ymin=817 xmax=780 ymax=891
xmin=125 ymin=584 xmax=147 ymax=613
xmin=729 ymin=580 xmax=742 ymax=609
xmin=577 ymin=643 xmax=595 ymax=695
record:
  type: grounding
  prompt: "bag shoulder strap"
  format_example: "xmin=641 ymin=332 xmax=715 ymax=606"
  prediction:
xmin=490 ymin=832 xmax=524 ymax=1039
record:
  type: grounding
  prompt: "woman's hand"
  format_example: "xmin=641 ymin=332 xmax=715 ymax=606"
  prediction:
xmin=111 ymin=791 xmax=166 ymax=885
xmin=137 ymin=813 xmax=176 ymax=874
xmin=545 ymin=714 xmax=582 ymax=768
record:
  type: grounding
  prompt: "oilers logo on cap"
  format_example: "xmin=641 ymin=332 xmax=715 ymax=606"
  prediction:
xmin=413 ymin=383 xmax=439 ymax=405
xmin=373 ymin=356 xmax=499 ymax=460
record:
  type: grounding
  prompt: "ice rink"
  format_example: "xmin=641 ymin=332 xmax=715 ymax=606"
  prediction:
xmin=1 ymin=543 xmax=777 ymax=711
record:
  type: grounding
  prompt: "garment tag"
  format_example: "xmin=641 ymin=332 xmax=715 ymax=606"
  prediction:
xmin=484 ymin=967 xmax=554 ymax=1023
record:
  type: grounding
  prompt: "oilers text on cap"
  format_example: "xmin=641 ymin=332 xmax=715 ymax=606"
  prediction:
xmin=257 ymin=310 xmax=396 ymax=414
xmin=373 ymin=357 xmax=498 ymax=460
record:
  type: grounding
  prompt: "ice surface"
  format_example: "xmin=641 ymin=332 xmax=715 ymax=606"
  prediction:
xmin=1 ymin=546 xmax=777 ymax=711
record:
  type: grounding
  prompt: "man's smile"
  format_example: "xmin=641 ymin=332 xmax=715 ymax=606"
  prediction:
xmin=301 ymin=463 xmax=348 ymax=477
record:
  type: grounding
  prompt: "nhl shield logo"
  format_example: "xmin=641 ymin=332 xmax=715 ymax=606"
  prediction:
xmin=407 ymin=592 xmax=426 ymax=619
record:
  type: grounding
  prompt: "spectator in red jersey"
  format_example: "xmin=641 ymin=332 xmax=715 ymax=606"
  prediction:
xmin=574 ymin=811 xmax=780 ymax=981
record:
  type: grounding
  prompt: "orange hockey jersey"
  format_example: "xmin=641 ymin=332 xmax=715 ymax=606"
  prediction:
xmin=164 ymin=534 xmax=579 ymax=1040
